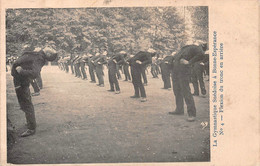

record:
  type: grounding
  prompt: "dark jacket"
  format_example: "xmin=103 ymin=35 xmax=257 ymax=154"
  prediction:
xmin=11 ymin=51 xmax=47 ymax=87
xmin=129 ymin=51 xmax=154 ymax=67
xmin=172 ymin=45 xmax=205 ymax=75
xmin=94 ymin=55 xmax=107 ymax=66
xmin=173 ymin=45 xmax=205 ymax=65
xmin=108 ymin=54 xmax=124 ymax=71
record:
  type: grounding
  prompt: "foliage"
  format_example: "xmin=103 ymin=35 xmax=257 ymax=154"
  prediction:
xmin=6 ymin=7 xmax=208 ymax=57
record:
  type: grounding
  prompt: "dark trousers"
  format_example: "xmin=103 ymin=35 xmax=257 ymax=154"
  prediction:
xmin=65 ymin=63 xmax=69 ymax=73
xmin=89 ymin=65 xmax=96 ymax=82
xmin=123 ymin=64 xmax=131 ymax=81
xmin=74 ymin=63 xmax=81 ymax=77
xmin=15 ymin=84 xmax=36 ymax=130
xmin=116 ymin=65 xmax=121 ymax=79
xmin=80 ymin=63 xmax=87 ymax=79
xmin=30 ymin=79 xmax=40 ymax=93
xmin=161 ymin=66 xmax=171 ymax=89
xmin=131 ymin=66 xmax=146 ymax=97
xmin=151 ymin=64 xmax=158 ymax=78
xmin=108 ymin=70 xmax=120 ymax=91
xmin=141 ymin=66 xmax=147 ymax=84
xmin=191 ymin=65 xmax=206 ymax=95
xmin=96 ymin=65 xmax=104 ymax=85
xmin=156 ymin=65 xmax=161 ymax=74
xmin=70 ymin=63 xmax=74 ymax=74
xmin=172 ymin=71 xmax=196 ymax=117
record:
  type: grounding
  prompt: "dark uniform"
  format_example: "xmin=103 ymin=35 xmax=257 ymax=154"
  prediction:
xmin=191 ymin=59 xmax=207 ymax=96
xmin=11 ymin=50 xmax=57 ymax=136
xmin=170 ymin=45 xmax=205 ymax=120
xmin=160 ymin=56 xmax=173 ymax=89
xmin=107 ymin=54 xmax=124 ymax=92
xmin=74 ymin=56 xmax=82 ymax=78
xmin=129 ymin=51 xmax=154 ymax=99
xmin=80 ymin=55 xmax=88 ymax=80
xmin=94 ymin=54 xmax=107 ymax=86
xmin=141 ymin=65 xmax=148 ymax=85
xmin=87 ymin=55 xmax=96 ymax=83
xmin=122 ymin=54 xmax=131 ymax=81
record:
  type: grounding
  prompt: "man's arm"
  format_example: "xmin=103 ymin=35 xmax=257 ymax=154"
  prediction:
xmin=18 ymin=63 xmax=41 ymax=78
xmin=142 ymin=53 xmax=152 ymax=65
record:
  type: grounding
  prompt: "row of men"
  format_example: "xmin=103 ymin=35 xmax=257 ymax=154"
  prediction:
xmin=10 ymin=43 xmax=207 ymax=137
xmin=57 ymin=49 xmax=209 ymax=97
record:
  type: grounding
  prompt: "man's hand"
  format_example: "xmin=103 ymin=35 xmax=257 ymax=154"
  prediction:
xmin=91 ymin=60 xmax=94 ymax=63
xmin=16 ymin=66 xmax=23 ymax=73
xmin=165 ymin=61 xmax=169 ymax=64
xmin=200 ymin=62 xmax=205 ymax=66
xmin=113 ymin=59 xmax=117 ymax=63
xmin=180 ymin=59 xmax=189 ymax=65
xmin=136 ymin=60 xmax=142 ymax=64
xmin=97 ymin=62 xmax=101 ymax=65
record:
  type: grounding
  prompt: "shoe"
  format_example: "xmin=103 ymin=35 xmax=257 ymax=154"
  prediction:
xmin=168 ymin=111 xmax=184 ymax=115
xmin=100 ymin=84 xmax=104 ymax=87
xmin=140 ymin=97 xmax=147 ymax=102
xmin=130 ymin=95 xmax=140 ymax=98
xmin=115 ymin=91 xmax=120 ymax=94
xmin=31 ymin=92 xmax=40 ymax=96
xmin=192 ymin=93 xmax=199 ymax=96
xmin=107 ymin=90 xmax=115 ymax=92
xmin=96 ymin=84 xmax=100 ymax=86
xmin=143 ymin=83 xmax=148 ymax=86
xmin=21 ymin=129 xmax=35 ymax=137
xmin=124 ymin=80 xmax=128 ymax=81
xmin=187 ymin=116 xmax=196 ymax=122
xmin=90 ymin=81 xmax=96 ymax=83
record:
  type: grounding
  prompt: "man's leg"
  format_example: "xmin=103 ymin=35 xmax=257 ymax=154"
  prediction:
xmin=180 ymin=75 xmax=197 ymax=118
xmin=191 ymin=68 xmax=199 ymax=95
xmin=165 ymin=71 xmax=171 ymax=89
xmin=169 ymin=73 xmax=184 ymax=114
xmin=70 ymin=64 xmax=74 ymax=74
xmin=15 ymin=85 xmax=36 ymax=136
xmin=30 ymin=79 xmax=40 ymax=96
xmin=197 ymin=67 xmax=206 ymax=95
xmin=141 ymin=67 xmax=148 ymax=85
xmin=80 ymin=63 xmax=87 ymax=79
xmin=89 ymin=67 xmax=96 ymax=82
xmin=111 ymin=71 xmax=120 ymax=92
xmin=136 ymin=69 xmax=146 ymax=98
xmin=108 ymin=71 xmax=115 ymax=91
xmin=131 ymin=68 xmax=140 ymax=98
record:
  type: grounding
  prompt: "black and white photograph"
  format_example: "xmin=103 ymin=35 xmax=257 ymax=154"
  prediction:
xmin=5 ymin=6 xmax=210 ymax=164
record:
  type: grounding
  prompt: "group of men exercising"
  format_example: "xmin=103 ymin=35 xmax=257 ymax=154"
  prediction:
xmin=11 ymin=42 xmax=208 ymax=137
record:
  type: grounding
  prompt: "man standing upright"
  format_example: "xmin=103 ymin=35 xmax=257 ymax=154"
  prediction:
xmin=11 ymin=46 xmax=57 ymax=137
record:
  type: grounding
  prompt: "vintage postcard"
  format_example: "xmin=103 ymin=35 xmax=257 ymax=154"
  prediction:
xmin=0 ymin=0 xmax=259 ymax=166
